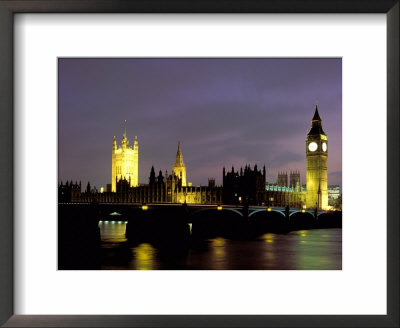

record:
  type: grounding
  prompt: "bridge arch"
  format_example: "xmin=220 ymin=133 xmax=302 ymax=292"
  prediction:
xmin=316 ymin=211 xmax=342 ymax=228
xmin=248 ymin=209 xmax=286 ymax=218
xmin=188 ymin=207 xmax=245 ymax=239
xmin=289 ymin=211 xmax=316 ymax=229
xmin=248 ymin=209 xmax=289 ymax=234
xmin=289 ymin=211 xmax=315 ymax=219
xmin=288 ymin=210 xmax=312 ymax=217
xmin=188 ymin=207 xmax=243 ymax=219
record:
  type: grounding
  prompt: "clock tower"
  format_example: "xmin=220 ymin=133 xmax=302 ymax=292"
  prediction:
xmin=306 ymin=104 xmax=328 ymax=209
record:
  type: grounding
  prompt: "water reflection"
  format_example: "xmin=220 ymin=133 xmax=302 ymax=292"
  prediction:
xmin=261 ymin=233 xmax=276 ymax=267
xmin=211 ymin=237 xmax=227 ymax=270
xmin=98 ymin=223 xmax=341 ymax=270
xmin=263 ymin=233 xmax=275 ymax=243
xmin=132 ymin=243 xmax=157 ymax=270
xmin=99 ymin=221 xmax=127 ymax=244
xmin=299 ymin=230 xmax=307 ymax=237
xmin=291 ymin=229 xmax=341 ymax=270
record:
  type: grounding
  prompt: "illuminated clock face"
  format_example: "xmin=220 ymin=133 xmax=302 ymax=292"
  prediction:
xmin=322 ymin=142 xmax=327 ymax=152
xmin=308 ymin=142 xmax=318 ymax=152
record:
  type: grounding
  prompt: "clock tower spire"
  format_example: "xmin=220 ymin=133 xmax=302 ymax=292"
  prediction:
xmin=306 ymin=103 xmax=328 ymax=210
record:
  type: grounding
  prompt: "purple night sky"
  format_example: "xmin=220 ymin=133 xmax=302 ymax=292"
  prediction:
xmin=58 ymin=58 xmax=342 ymax=189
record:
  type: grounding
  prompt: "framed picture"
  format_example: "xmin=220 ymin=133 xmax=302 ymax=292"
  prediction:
xmin=0 ymin=1 xmax=398 ymax=327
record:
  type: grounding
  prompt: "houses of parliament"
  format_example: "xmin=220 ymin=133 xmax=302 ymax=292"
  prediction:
xmin=59 ymin=105 xmax=329 ymax=210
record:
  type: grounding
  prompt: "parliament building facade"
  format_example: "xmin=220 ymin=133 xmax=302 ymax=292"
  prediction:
xmin=59 ymin=105 xmax=329 ymax=209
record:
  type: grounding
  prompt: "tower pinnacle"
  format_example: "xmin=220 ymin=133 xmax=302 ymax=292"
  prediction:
xmin=312 ymin=104 xmax=321 ymax=122
xmin=173 ymin=141 xmax=186 ymax=186
xmin=175 ymin=141 xmax=184 ymax=165
xmin=123 ymin=119 xmax=127 ymax=138
xmin=308 ymin=103 xmax=325 ymax=135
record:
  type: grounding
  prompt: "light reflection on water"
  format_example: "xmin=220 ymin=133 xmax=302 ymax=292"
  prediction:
xmin=211 ymin=237 xmax=227 ymax=270
xmin=132 ymin=243 xmax=157 ymax=270
xmin=262 ymin=233 xmax=276 ymax=267
xmin=99 ymin=222 xmax=341 ymax=270
xmin=99 ymin=221 xmax=127 ymax=245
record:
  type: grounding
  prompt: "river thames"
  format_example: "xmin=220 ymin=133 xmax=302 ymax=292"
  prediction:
xmin=99 ymin=221 xmax=341 ymax=270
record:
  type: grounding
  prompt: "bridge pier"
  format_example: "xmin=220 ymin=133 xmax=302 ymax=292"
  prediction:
xmin=241 ymin=204 xmax=249 ymax=220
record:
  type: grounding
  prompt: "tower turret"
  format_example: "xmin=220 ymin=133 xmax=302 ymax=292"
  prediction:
xmin=111 ymin=121 xmax=139 ymax=192
xmin=149 ymin=166 xmax=156 ymax=185
xmin=157 ymin=170 xmax=164 ymax=185
xmin=112 ymin=136 xmax=117 ymax=151
xmin=263 ymin=165 xmax=266 ymax=182
xmin=306 ymin=103 xmax=328 ymax=209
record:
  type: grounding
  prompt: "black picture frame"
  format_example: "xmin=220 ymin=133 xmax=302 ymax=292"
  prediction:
xmin=0 ymin=1 xmax=398 ymax=327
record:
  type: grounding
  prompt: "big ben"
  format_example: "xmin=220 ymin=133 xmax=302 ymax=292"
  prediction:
xmin=306 ymin=104 xmax=328 ymax=210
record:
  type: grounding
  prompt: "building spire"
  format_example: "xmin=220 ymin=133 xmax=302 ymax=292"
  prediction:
xmin=173 ymin=141 xmax=186 ymax=186
xmin=175 ymin=141 xmax=184 ymax=166
xmin=177 ymin=141 xmax=181 ymax=154
xmin=177 ymin=141 xmax=182 ymax=157
xmin=312 ymin=100 xmax=321 ymax=122
xmin=308 ymin=101 xmax=325 ymax=135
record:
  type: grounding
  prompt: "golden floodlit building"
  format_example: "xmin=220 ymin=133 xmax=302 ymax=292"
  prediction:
xmin=172 ymin=141 xmax=187 ymax=187
xmin=306 ymin=105 xmax=328 ymax=210
xmin=111 ymin=123 xmax=139 ymax=192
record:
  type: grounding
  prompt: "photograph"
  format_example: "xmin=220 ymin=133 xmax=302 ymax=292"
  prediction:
xmin=58 ymin=58 xmax=342 ymax=270
xmin=1 ymin=1 xmax=397 ymax=325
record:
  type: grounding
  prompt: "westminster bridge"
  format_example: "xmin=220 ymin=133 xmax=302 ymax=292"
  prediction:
xmin=59 ymin=202 xmax=327 ymax=219
xmin=59 ymin=202 xmax=340 ymax=236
